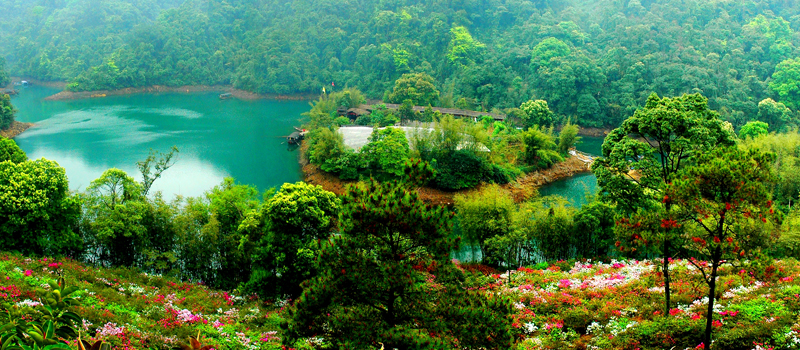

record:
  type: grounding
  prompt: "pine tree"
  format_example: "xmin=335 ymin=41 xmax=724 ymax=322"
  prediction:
xmin=283 ymin=160 xmax=516 ymax=349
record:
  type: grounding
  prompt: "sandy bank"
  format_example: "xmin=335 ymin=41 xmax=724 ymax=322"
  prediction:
xmin=0 ymin=121 xmax=35 ymax=139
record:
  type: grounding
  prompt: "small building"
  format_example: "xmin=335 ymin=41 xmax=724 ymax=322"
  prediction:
xmin=287 ymin=131 xmax=304 ymax=144
xmin=345 ymin=107 xmax=371 ymax=121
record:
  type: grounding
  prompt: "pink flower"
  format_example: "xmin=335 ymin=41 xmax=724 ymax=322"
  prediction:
xmin=669 ymin=308 xmax=682 ymax=316
xmin=24 ymin=270 xmax=32 ymax=277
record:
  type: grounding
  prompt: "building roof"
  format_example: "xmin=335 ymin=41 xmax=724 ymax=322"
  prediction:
xmin=360 ymin=103 xmax=506 ymax=121
xmin=345 ymin=107 xmax=371 ymax=116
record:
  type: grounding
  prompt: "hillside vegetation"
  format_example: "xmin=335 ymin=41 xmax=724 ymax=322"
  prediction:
xmin=2 ymin=0 xmax=800 ymax=127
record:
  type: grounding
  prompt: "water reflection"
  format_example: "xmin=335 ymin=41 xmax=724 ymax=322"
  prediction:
xmin=17 ymin=107 xmax=167 ymax=145
xmin=12 ymin=87 xmax=308 ymax=199
xmin=23 ymin=148 xmax=228 ymax=198
xmin=141 ymin=156 xmax=229 ymax=198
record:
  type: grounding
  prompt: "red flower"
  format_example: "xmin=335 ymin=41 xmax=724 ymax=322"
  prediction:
xmin=661 ymin=219 xmax=680 ymax=229
xmin=691 ymin=237 xmax=706 ymax=246
xmin=725 ymin=202 xmax=731 ymax=210
xmin=714 ymin=236 xmax=721 ymax=244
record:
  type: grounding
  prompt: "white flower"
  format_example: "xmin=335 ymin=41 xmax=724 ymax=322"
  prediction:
xmin=524 ymin=322 xmax=538 ymax=333
xmin=16 ymin=299 xmax=42 ymax=307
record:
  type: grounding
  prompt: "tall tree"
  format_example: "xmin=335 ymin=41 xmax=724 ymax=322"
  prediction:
xmin=284 ymin=160 xmax=516 ymax=349
xmin=241 ymin=182 xmax=339 ymax=299
xmin=756 ymin=98 xmax=795 ymax=132
xmin=386 ymin=73 xmax=439 ymax=106
xmin=0 ymin=137 xmax=26 ymax=163
xmin=137 ymin=146 xmax=179 ymax=196
xmin=769 ymin=58 xmax=800 ymax=110
xmin=360 ymin=127 xmax=410 ymax=179
xmin=669 ymin=147 xmax=776 ymax=349
xmin=81 ymin=168 xmax=147 ymax=266
xmin=0 ymin=94 xmax=16 ymax=130
xmin=0 ymin=57 xmax=9 ymax=87
xmin=592 ymin=93 xmax=735 ymax=316
xmin=519 ymin=99 xmax=555 ymax=128
xmin=0 ymin=159 xmax=82 ymax=256
xmin=455 ymin=184 xmax=516 ymax=265
xmin=738 ymin=120 xmax=769 ymax=140
xmin=447 ymin=26 xmax=485 ymax=67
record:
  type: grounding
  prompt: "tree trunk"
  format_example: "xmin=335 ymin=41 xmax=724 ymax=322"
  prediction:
xmin=704 ymin=250 xmax=721 ymax=349
xmin=663 ymin=239 xmax=671 ymax=316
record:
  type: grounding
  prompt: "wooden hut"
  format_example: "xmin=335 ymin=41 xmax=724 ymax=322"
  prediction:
xmin=345 ymin=107 xmax=371 ymax=121
xmin=287 ymin=131 xmax=304 ymax=144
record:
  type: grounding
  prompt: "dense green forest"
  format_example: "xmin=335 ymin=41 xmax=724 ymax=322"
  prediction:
xmin=8 ymin=0 xmax=800 ymax=348
xmin=3 ymin=0 xmax=800 ymax=127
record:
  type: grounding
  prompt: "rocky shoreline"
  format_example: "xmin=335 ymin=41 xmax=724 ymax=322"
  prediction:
xmin=43 ymin=84 xmax=319 ymax=101
xmin=578 ymin=127 xmax=612 ymax=137
xmin=0 ymin=121 xmax=34 ymax=139
xmin=301 ymin=151 xmax=594 ymax=206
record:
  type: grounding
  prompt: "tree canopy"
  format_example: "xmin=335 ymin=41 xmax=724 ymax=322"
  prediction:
xmin=0 ymin=137 xmax=26 ymax=163
xmin=284 ymin=161 xmax=516 ymax=348
xmin=0 ymin=94 xmax=16 ymax=130
xmin=0 ymin=159 xmax=81 ymax=255
xmin=2 ymin=0 xmax=799 ymax=128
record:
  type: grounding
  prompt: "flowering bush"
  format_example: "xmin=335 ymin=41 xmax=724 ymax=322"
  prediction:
xmin=0 ymin=254 xmax=285 ymax=350
xmin=5 ymin=252 xmax=800 ymax=349
xmin=495 ymin=259 xmax=800 ymax=350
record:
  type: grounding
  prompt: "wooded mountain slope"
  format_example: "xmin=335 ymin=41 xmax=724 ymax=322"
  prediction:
xmin=2 ymin=0 xmax=799 ymax=127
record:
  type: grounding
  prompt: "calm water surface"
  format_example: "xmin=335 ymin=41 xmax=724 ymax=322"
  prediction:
xmin=12 ymin=86 xmax=307 ymax=198
xmin=537 ymin=135 xmax=603 ymax=207
xmin=11 ymin=86 xmax=603 ymax=206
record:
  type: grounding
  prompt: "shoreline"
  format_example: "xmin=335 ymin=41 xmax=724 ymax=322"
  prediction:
xmin=0 ymin=121 xmax=35 ymax=139
xmin=577 ymin=127 xmax=611 ymax=137
xmin=44 ymin=85 xmax=319 ymax=101
xmin=302 ymin=152 xmax=593 ymax=206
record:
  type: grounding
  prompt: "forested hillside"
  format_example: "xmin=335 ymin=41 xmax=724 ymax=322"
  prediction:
xmin=2 ymin=0 xmax=799 ymax=127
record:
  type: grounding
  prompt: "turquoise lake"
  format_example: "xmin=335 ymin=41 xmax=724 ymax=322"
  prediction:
xmin=11 ymin=86 xmax=604 ymax=203
xmin=537 ymin=135 xmax=603 ymax=207
xmin=11 ymin=86 xmax=307 ymax=198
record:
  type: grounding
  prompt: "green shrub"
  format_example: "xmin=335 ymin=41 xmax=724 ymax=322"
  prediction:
xmin=432 ymin=149 xmax=490 ymax=191
xmin=333 ymin=116 xmax=351 ymax=126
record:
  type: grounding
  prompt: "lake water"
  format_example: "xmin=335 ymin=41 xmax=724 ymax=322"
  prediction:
xmin=12 ymin=86 xmax=307 ymax=198
xmin=537 ymin=135 xmax=603 ymax=207
xmin=11 ymin=86 xmax=604 ymax=205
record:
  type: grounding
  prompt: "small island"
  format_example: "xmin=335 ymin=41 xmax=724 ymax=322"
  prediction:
xmin=298 ymin=80 xmax=588 ymax=205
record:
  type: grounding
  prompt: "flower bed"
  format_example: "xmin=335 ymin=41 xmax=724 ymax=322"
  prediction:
xmin=3 ymin=253 xmax=800 ymax=349
xmin=485 ymin=259 xmax=800 ymax=350
xmin=0 ymin=254 xmax=287 ymax=349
